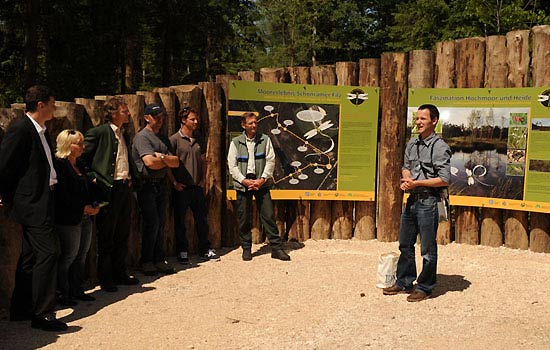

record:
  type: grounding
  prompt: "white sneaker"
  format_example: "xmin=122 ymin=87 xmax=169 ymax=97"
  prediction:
xmin=201 ymin=249 xmax=220 ymax=261
xmin=177 ymin=251 xmax=190 ymax=264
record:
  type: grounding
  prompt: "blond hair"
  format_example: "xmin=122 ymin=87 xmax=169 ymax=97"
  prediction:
xmin=56 ymin=129 xmax=84 ymax=159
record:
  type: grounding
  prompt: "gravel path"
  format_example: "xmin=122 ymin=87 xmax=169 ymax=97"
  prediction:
xmin=1 ymin=239 xmax=549 ymax=350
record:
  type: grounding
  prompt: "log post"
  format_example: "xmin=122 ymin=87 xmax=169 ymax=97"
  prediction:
xmin=529 ymin=25 xmax=550 ymax=252
xmin=236 ymin=71 xmax=263 ymax=244
xmin=454 ymin=37 xmax=485 ymax=245
xmin=259 ymin=67 xmax=289 ymax=242
xmin=216 ymin=74 xmax=241 ymax=248
xmin=238 ymin=71 xmax=259 ymax=82
xmin=116 ymin=94 xmax=144 ymax=140
xmin=49 ymin=101 xmax=85 ymax=142
xmin=500 ymin=30 xmax=531 ymax=251
xmin=333 ymin=62 xmax=358 ymax=240
xmin=480 ymin=36 xmax=507 ymax=247
xmin=434 ymin=44 xmax=455 ymax=245
xmin=377 ymin=53 xmax=408 ymax=242
xmin=354 ymin=58 xmax=380 ymax=241
xmin=0 ymin=108 xmax=24 ymax=313
xmin=309 ymin=65 xmax=336 ymax=240
xmin=288 ymin=67 xmax=310 ymax=85
xmin=199 ymin=82 xmax=224 ymax=249
xmin=75 ymin=98 xmax=104 ymax=130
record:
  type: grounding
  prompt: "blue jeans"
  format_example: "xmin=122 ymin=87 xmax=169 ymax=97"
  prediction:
xmin=138 ymin=182 xmax=167 ymax=263
xmin=173 ymin=185 xmax=211 ymax=255
xmin=56 ymin=215 xmax=93 ymax=296
xmin=396 ymin=195 xmax=438 ymax=294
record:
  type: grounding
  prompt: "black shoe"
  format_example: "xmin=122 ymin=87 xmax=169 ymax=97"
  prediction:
xmin=72 ymin=292 xmax=96 ymax=302
xmin=271 ymin=248 xmax=291 ymax=261
xmin=31 ymin=314 xmax=68 ymax=332
xmin=57 ymin=295 xmax=78 ymax=307
xmin=242 ymin=248 xmax=252 ymax=261
xmin=101 ymin=284 xmax=118 ymax=293
xmin=114 ymin=275 xmax=140 ymax=285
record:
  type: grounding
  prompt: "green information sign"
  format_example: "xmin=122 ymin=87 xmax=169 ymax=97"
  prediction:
xmin=409 ymin=87 xmax=550 ymax=212
xmin=228 ymin=80 xmax=379 ymax=201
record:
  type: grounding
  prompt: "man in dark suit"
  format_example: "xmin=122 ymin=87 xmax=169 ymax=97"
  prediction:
xmin=79 ymin=96 xmax=140 ymax=292
xmin=0 ymin=85 xmax=67 ymax=331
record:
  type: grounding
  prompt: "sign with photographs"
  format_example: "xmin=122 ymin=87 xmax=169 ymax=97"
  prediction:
xmin=227 ymin=80 xmax=379 ymax=201
xmin=409 ymin=87 xmax=550 ymax=212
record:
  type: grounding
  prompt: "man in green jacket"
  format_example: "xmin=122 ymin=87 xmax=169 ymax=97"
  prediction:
xmin=79 ymin=96 xmax=140 ymax=292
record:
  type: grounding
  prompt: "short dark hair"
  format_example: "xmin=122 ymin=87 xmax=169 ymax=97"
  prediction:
xmin=178 ymin=106 xmax=198 ymax=122
xmin=25 ymin=85 xmax=54 ymax=112
xmin=418 ymin=104 xmax=439 ymax=120
xmin=241 ymin=112 xmax=257 ymax=124
xmin=103 ymin=96 xmax=127 ymax=121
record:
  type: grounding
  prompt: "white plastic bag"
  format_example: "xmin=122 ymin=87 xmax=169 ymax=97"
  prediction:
xmin=376 ymin=252 xmax=399 ymax=288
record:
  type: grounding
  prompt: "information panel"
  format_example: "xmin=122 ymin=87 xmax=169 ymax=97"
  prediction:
xmin=228 ymin=80 xmax=379 ymax=201
xmin=409 ymin=87 xmax=550 ymax=212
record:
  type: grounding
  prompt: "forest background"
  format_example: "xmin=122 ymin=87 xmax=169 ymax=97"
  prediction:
xmin=1 ymin=0 xmax=549 ymax=107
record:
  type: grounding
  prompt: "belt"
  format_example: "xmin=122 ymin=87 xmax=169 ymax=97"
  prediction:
xmin=143 ymin=177 xmax=165 ymax=184
xmin=409 ymin=192 xmax=435 ymax=201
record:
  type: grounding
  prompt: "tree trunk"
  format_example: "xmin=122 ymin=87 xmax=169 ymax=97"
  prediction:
xmin=309 ymin=65 xmax=336 ymax=239
xmin=238 ymin=71 xmax=259 ymax=82
xmin=377 ymin=53 xmax=408 ymax=242
xmin=23 ymin=0 xmax=39 ymax=88
xmin=529 ymin=25 xmax=550 ymax=252
xmin=454 ymin=37 xmax=485 ymax=244
xmin=199 ymin=82 xmax=224 ymax=249
xmin=408 ymin=50 xmax=434 ymax=88
xmin=287 ymin=67 xmax=310 ymax=85
xmin=116 ymin=94 xmax=144 ymax=140
xmin=354 ymin=58 xmax=380 ymax=241
xmin=479 ymin=36 xmax=506 ymax=247
xmin=506 ymin=30 xmax=530 ymax=88
xmin=504 ymin=211 xmax=528 ymax=250
xmin=332 ymin=62 xmax=357 ymax=240
xmin=75 ymin=98 xmax=104 ymax=129
xmin=435 ymin=41 xmax=456 ymax=89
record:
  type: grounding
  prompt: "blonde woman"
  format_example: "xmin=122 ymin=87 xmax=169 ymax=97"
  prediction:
xmin=54 ymin=130 xmax=99 ymax=306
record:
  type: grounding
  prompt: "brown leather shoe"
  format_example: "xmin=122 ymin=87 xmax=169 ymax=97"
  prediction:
xmin=407 ymin=290 xmax=429 ymax=302
xmin=382 ymin=284 xmax=414 ymax=295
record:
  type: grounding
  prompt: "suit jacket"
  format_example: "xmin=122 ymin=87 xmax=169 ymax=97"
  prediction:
xmin=78 ymin=122 xmax=139 ymax=201
xmin=0 ymin=116 xmax=53 ymax=226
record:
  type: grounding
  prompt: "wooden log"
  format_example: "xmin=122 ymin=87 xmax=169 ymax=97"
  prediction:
xmin=75 ymin=98 xmax=104 ymax=129
xmin=434 ymin=43 xmax=455 ymax=244
xmin=0 ymin=108 xmax=24 ymax=129
xmin=455 ymin=208 xmax=479 ymax=245
xmin=408 ymin=50 xmax=434 ymax=88
xmin=377 ymin=53 xmax=409 ymax=242
xmin=359 ymin=59 xmax=381 ymax=88
xmin=287 ymin=67 xmax=310 ymax=84
xmin=455 ymin=37 xmax=486 ymax=88
xmin=410 ymin=49 xmax=456 ymax=245
xmin=506 ymin=30 xmax=530 ymax=88
xmin=216 ymin=74 xmax=241 ymax=247
xmin=530 ymin=213 xmax=550 ymax=253
xmin=454 ymin=37 xmax=485 ymax=244
xmin=260 ymin=67 xmax=290 ymax=242
xmin=332 ymin=62 xmax=357 ymax=240
xmin=504 ymin=210 xmax=528 ymax=250
xmin=435 ymin=41 xmax=456 ymax=88
xmin=238 ymin=71 xmax=259 ymax=82
xmin=353 ymin=58 xmax=380 ymax=241
xmin=479 ymin=36 xmax=507 ymax=247
xmin=529 ymin=25 xmax=550 ymax=252
xmin=484 ymin=36 xmax=508 ymax=88
xmin=167 ymin=85 xmax=202 ymax=113
xmin=282 ymin=67 xmax=312 ymax=242
xmin=116 ymin=94 xmax=144 ymax=140
xmin=0 ymin=207 xmax=23 ymax=312
xmin=309 ymin=65 xmax=336 ymax=239
xmin=199 ymin=82 xmax=224 ymax=249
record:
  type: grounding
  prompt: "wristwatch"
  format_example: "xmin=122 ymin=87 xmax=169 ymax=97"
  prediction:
xmin=160 ymin=154 xmax=165 ymax=160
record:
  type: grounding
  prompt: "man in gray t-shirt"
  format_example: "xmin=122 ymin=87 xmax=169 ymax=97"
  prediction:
xmin=169 ymin=107 xmax=219 ymax=263
xmin=132 ymin=104 xmax=179 ymax=276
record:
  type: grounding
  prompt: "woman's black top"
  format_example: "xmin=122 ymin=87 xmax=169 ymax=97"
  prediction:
xmin=54 ymin=158 xmax=94 ymax=225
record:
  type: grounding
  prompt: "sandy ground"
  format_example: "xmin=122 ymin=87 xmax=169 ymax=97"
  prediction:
xmin=1 ymin=239 xmax=550 ymax=350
